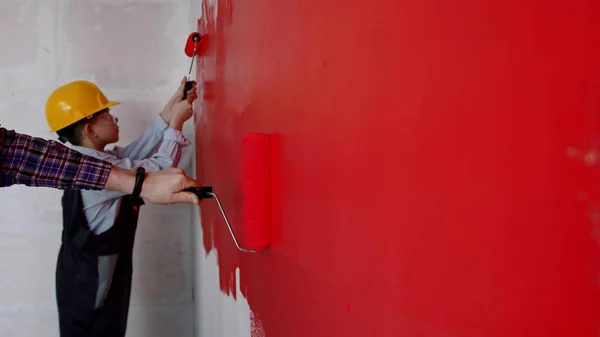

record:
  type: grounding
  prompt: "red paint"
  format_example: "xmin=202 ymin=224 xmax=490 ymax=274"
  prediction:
xmin=241 ymin=133 xmax=271 ymax=250
xmin=195 ymin=0 xmax=600 ymax=336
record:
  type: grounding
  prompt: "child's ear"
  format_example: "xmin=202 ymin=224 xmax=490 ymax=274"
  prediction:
xmin=84 ymin=123 xmax=97 ymax=138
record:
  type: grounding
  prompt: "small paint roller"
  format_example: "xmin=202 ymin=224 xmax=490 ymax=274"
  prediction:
xmin=185 ymin=133 xmax=271 ymax=253
xmin=182 ymin=32 xmax=203 ymax=100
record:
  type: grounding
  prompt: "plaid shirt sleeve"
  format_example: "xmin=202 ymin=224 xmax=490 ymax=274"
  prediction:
xmin=0 ymin=127 xmax=112 ymax=190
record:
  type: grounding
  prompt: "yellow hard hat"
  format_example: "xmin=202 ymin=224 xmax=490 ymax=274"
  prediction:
xmin=45 ymin=80 xmax=120 ymax=132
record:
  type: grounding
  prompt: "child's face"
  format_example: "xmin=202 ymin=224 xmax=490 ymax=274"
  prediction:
xmin=91 ymin=110 xmax=119 ymax=145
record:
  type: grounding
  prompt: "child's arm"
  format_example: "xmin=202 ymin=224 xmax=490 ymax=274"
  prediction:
xmin=105 ymin=78 xmax=197 ymax=160
xmin=113 ymin=128 xmax=190 ymax=172
xmin=83 ymin=126 xmax=191 ymax=203
xmin=104 ymin=114 xmax=169 ymax=160
xmin=114 ymin=97 xmax=194 ymax=173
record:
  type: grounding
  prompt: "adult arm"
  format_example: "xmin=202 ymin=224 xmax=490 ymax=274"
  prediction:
xmin=106 ymin=166 xmax=199 ymax=205
xmin=0 ymin=127 xmax=199 ymax=204
xmin=0 ymin=127 xmax=112 ymax=190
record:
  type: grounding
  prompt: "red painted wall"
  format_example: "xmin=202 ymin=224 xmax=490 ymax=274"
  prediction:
xmin=195 ymin=0 xmax=600 ymax=336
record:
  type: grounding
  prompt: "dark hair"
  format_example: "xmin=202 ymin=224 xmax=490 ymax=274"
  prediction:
xmin=56 ymin=109 xmax=107 ymax=145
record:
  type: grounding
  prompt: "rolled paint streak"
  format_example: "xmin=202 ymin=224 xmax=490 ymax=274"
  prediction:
xmin=203 ymin=0 xmax=218 ymax=31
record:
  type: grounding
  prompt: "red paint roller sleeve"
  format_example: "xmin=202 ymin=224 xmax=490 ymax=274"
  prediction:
xmin=184 ymin=32 xmax=203 ymax=57
xmin=241 ymin=133 xmax=271 ymax=250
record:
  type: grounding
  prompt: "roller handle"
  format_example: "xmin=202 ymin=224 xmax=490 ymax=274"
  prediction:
xmin=182 ymin=81 xmax=196 ymax=101
xmin=184 ymin=186 xmax=213 ymax=200
xmin=183 ymin=186 xmax=258 ymax=253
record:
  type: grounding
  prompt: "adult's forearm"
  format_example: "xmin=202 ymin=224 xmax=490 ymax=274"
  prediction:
xmin=0 ymin=127 xmax=111 ymax=190
xmin=104 ymin=166 xmax=136 ymax=195
xmin=106 ymin=166 xmax=200 ymax=205
xmin=0 ymin=127 xmax=200 ymax=205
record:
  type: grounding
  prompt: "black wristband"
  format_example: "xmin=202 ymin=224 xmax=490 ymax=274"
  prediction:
xmin=132 ymin=167 xmax=146 ymax=198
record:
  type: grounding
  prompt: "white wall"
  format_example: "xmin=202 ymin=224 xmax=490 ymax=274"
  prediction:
xmin=0 ymin=1 xmax=198 ymax=336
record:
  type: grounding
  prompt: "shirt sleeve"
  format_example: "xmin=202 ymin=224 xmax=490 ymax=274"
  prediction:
xmin=0 ymin=127 xmax=112 ymax=190
xmin=108 ymin=128 xmax=190 ymax=172
xmin=104 ymin=114 xmax=169 ymax=160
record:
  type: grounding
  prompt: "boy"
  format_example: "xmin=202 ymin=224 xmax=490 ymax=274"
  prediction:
xmin=44 ymin=78 xmax=198 ymax=337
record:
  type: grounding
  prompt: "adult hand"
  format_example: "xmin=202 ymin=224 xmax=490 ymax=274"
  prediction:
xmin=140 ymin=168 xmax=200 ymax=205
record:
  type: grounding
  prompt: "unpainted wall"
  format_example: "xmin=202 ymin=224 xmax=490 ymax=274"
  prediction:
xmin=0 ymin=1 xmax=198 ymax=336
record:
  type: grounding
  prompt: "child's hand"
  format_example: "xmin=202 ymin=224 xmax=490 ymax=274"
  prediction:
xmin=161 ymin=77 xmax=186 ymax=123
xmin=161 ymin=77 xmax=198 ymax=123
xmin=184 ymin=81 xmax=199 ymax=103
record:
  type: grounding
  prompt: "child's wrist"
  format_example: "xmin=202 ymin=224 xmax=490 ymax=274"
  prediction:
xmin=160 ymin=110 xmax=172 ymax=124
xmin=169 ymin=119 xmax=184 ymax=131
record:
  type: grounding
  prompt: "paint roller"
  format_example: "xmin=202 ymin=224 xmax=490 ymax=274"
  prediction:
xmin=185 ymin=133 xmax=271 ymax=253
xmin=182 ymin=32 xmax=204 ymax=100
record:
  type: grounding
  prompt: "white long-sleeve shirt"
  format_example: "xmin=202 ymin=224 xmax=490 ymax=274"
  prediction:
xmin=70 ymin=114 xmax=191 ymax=234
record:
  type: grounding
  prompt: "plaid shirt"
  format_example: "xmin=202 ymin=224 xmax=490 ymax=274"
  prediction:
xmin=0 ymin=127 xmax=112 ymax=190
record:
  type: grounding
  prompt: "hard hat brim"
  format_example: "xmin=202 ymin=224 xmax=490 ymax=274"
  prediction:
xmin=104 ymin=101 xmax=120 ymax=110
xmin=49 ymin=100 xmax=121 ymax=132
